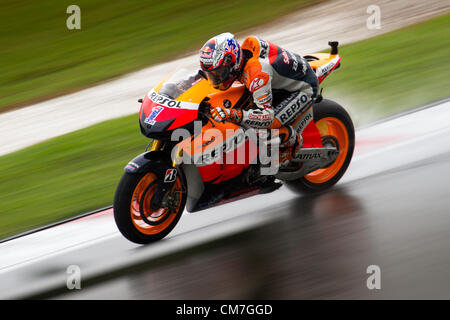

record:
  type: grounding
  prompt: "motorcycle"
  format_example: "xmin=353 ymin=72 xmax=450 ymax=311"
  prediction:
xmin=114 ymin=41 xmax=354 ymax=244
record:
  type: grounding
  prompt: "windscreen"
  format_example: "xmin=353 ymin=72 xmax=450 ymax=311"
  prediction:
xmin=158 ymin=69 xmax=203 ymax=99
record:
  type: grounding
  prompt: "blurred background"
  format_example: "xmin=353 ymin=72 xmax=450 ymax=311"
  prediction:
xmin=0 ymin=0 xmax=449 ymax=299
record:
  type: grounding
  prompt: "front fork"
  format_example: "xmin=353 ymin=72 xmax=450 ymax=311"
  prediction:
xmin=149 ymin=139 xmax=179 ymax=209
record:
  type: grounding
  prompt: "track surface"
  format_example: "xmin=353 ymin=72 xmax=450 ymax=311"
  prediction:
xmin=0 ymin=99 xmax=449 ymax=299
xmin=0 ymin=0 xmax=448 ymax=156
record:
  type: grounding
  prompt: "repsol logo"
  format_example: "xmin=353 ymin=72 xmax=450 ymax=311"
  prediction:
xmin=222 ymin=131 xmax=246 ymax=154
xmin=244 ymin=120 xmax=273 ymax=128
xmin=198 ymin=131 xmax=246 ymax=164
xmin=149 ymin=91 xmax=181 ymax=108
xmin=297 ymin=110 xmax=313 ymax=133
xmin=279 ymin=94 xmax=309 ymax=123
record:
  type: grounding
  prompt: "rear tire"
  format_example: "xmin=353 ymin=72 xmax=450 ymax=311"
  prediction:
xmin=285 ymin=99 xmax=355 ymax=194
xmin=114 ymin=169 xmax=186 ymax=244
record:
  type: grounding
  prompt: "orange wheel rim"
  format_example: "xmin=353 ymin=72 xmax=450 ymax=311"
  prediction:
xmin=130 ymin=173 xmax=182 ymax=235
xmin=304 ymin=117 xmax=349 ymax=184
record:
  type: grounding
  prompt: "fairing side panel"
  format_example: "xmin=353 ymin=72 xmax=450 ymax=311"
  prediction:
xmin=178 ymin=120 xmax=258 ymax=184
xmin=305 ymin=53 xmax=341 ymax=84
xmin=207 ymin=83 xmax=248 ymax=109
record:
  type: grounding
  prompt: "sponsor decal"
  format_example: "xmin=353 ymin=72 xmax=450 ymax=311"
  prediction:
xmin=223 ymin=99 xmax=232 ymax=108
xmin=297 ymin=153 xmax=321 ymax=160
xmin=146 ymin=89 xmax=198 ymax=110
xmin=292 ymin=59 xmax=298 ymax=71
xmin=200 ymin=46 xmax=214 ymax=59
xmin=259 ymin=39 xmax=269 ymax=58
xmin=249 ymin=77 xmax=265 ymax=92
xmin=301 ymin=58 xmax=307 ymax=73
xmin=318 ymin=61 xmax=335 ymax=76
xmin=317 ymin=56 xmax=339 ymax=79
xmin=257 ymin=92 xmax=272 ymax=104
xmin=223 ymin=132 xmax=245 ymax=153
xmin=281 ymin=50 xmax=290 ymax=64
xmin=277 ymin=93 xmax=310 ymax=124
xmin=296 ymin=108 xmax=313 ymax=134
xmin=174 ymin=126 xmax=279 ymax=174
xmin=200 ymin=41 xmax=216 ymax=66
xmin=149 ymin=91 xmax=182 ymax=108
xmin=164 ymin=169 xmax=177 ymax=183
xmin=195 ymin=130 xmax=247 ymax=165
xmin=243 ymin=120 xmax=273 ymax=128
xmin=202 ymin=136 xmax=216 ymax=147
xmin=200 ymin=57 xmax=214 ymax=67
xmin=225 ymin=39 xmax=239 ymax=57
xmin=125 ymin=161 xmax=139 ymax=172
xmin=144 ymin=106 xmax=163 ymax=125
xmin=247 ymin=112 xmax=272 ymax=121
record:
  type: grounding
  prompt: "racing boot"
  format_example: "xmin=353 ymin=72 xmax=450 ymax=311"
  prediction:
xmin=256 ymin=125 xmax=302 ymax=168
xmin=278 ymin=125 xmax=302 ymax=167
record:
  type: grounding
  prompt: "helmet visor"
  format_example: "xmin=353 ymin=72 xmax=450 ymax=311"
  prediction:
xmin=204 ymin=65 xmax=231 ymax=87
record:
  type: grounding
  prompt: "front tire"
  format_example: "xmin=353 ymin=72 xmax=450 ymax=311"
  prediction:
xmin=285 ymin=99 xmax=355 ymax=194
xmin=114 ymin=169 xmax=186 ymax=244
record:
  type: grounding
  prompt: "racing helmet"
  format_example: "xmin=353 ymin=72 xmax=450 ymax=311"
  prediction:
xmin=199 ymin=33 xmax=243 ymax=91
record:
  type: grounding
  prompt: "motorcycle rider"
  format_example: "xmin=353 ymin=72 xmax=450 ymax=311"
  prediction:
xmin=199 ymin=32 xmax=319 ymax=165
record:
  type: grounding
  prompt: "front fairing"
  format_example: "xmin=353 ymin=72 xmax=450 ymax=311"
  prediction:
xmin=139 ymin=88 xmax=199 ymax=138
xmin=139 ymin=70 xmax=218 ymax=139
xmin=139 ymin=68 xmax=250 ymax=142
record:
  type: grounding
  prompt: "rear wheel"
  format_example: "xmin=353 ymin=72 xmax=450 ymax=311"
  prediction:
xmin=114 ymin=169 xmax=186 ymax=244
xmin=285 ymin=99 xmax=355 ymax=194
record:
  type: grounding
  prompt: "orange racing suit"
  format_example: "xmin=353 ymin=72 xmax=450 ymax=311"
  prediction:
xmin=238 ymin=36 xmax=319 ymax=131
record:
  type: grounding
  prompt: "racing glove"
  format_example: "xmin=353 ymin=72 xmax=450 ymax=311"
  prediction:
xmin=210 ymin=106 xmax=243 ymax=124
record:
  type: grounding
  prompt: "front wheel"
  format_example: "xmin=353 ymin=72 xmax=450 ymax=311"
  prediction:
xmin=285 ymin=99 xmax=355 ymax=194
xmin=114 ymin=168 xmax=186 ymax=244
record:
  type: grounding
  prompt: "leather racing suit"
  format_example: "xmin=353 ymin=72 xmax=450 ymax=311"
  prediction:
xmin=238 ymin=36 xmax=319 ymax=134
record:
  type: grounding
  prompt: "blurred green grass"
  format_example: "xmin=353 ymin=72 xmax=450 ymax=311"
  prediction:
xmin=0 ymin=113 xmax=147 ymax=238
xmin=0 ymin=0 xmax=316 ymax=111
xmin=0 ymin=13 xmax=449 ymax=239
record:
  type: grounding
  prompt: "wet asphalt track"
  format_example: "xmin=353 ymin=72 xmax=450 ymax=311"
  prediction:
xmin=1 ymin=99 xmax=450 ymax=299
xmin=57 ymin=152 xmax=450 ymax=299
